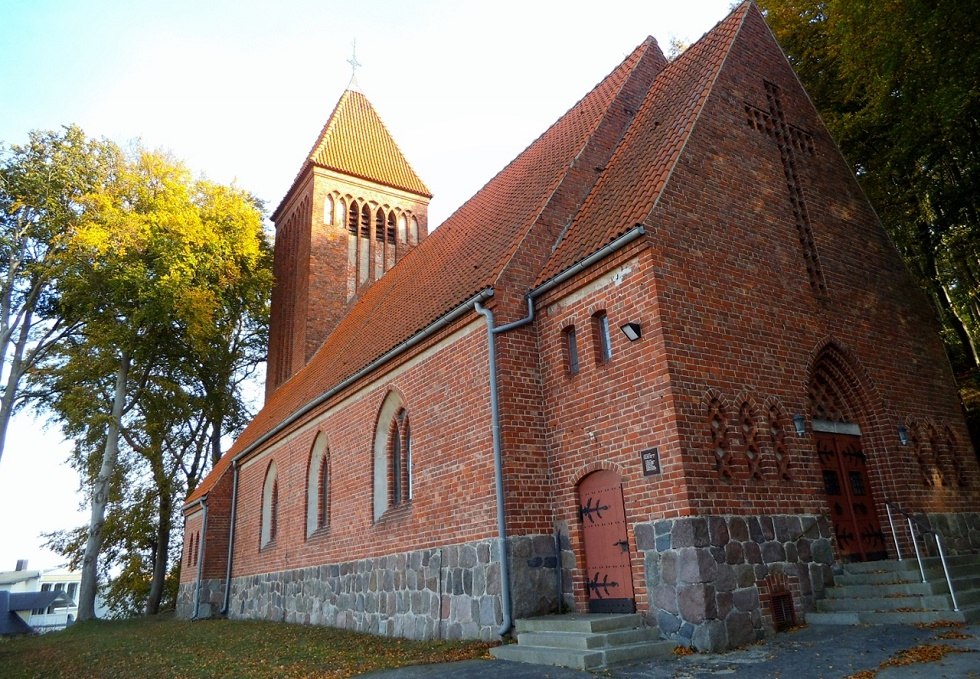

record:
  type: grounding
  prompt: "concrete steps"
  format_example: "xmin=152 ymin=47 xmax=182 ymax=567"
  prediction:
xmin=809 ymin=553 xmax=980 ymax=625
xmin=489 ymin=613 xmax=676 ymax=670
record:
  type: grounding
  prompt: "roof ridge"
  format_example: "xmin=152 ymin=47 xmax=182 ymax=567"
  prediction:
xmin=534 ymin=2 xmax=751 ymax=285
xmin=490 ymin=37 xmax=667 ymax=296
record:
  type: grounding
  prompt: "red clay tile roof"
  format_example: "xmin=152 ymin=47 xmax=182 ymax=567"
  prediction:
xmin=186 ymin=38 xmax=665 ymax=506
xmin=535 ymin=2 xmax=750 ymax=285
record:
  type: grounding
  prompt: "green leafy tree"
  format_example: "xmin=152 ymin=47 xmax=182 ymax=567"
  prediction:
xmin=35 ymin=145 xmax=271 ymax=619
xmin=0 ymin=126 xmax=118 ymax=465
xmin=758 ymin=1 xmax=980 ymax=377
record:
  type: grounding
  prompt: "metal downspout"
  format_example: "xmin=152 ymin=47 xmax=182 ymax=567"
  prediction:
xmin=191 ymin=499 xmax=208 ymax=619
xmin=472 ymin=224 xmax=646 ymax=634
xmin=474 ymin=302 xmax=515 ymax=636
xmin=220 ymin=461 xmax=240 ymax=615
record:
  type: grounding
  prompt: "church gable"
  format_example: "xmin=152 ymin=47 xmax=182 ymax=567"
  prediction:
xmin=536 ymin=4 xmax=748 ymax=286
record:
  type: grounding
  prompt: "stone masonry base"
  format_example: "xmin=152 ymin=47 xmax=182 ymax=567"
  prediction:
xmin=636 ymin=513 xmax=835 ymax=652
xmin=177 ymin=534 xmax=561 ymax=641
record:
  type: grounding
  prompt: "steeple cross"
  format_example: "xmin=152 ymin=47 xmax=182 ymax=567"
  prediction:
xmin=347 ymin=40 xmax=362 ymax=90
xmin=745 ymin=81 xmax=826 ymax=296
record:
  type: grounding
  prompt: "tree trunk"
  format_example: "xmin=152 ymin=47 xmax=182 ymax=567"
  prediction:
xmin=77 ymin=351 xmax=129 ymax=621
xmin=210 ymin=415 xmax=223 ymax=466
xmin=145 ymin=460 xmax=172 ymax=615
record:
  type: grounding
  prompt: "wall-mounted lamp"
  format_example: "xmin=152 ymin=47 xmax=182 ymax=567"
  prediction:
xmin=897 ymin=425 xmax=909 ymax=446
xmin=792 ymin=414 xmax=806 ymax=437
xmin=620 ymin=322 xmax=642 ymax=341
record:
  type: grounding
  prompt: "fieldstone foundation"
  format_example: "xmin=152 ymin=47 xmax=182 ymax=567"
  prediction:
xmin=636 ymin=513 xmax=834 ymax=652
xmin=182 ymin=535 xmax=560 ymax=640
xmin=923 ymin=511 xmax=980 ymax=554
xmin=176 ymin=578 xmax=225 ymax=619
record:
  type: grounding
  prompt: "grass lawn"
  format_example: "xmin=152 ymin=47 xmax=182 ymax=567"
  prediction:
xmin=0 ymin=615 xmax=495 ymax=678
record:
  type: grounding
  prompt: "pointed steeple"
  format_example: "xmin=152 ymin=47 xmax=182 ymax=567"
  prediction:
xmin=305 ymin=90 xmax=431 ymax=198
xmin=266 ymin=88 xmax=431 ymax=399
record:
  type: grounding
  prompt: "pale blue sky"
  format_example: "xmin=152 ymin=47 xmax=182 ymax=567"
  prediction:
xmin=0 ymin=0 xmax=735 ymax=570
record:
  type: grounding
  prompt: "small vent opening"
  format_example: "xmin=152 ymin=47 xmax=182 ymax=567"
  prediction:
xmin=770 ymin=591 xmax=796 ymax=631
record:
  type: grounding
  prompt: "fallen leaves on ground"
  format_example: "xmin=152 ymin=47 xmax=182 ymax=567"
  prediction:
xmin=879 ymin=643 xmax=968 ymax=668
xmin=916 ymin=620 xmax=964 ymax=629
xmin=935 ymin=629 xmax=973 ymax=640
xmin=0 ymin=616 xmax=497 ymax=679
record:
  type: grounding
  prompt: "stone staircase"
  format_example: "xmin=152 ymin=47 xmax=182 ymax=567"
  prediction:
xmin=808 ymin=553 xmax=980 ymax=625
xmin=489 ymin=613 xmax=676 ymax=670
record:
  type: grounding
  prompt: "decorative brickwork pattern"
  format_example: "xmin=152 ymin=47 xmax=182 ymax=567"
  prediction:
xmin=737 ymin=400 xmax=764 ymax=480
xmin=705 ymin=392 xmax=733 ymax=479
xmin=745 ymin=81 xmax=825 ymax=296
xmin=766 ymin=399 xmax=792 ymax=481
xmin=944 ymin=425 xmax=969 ymax=488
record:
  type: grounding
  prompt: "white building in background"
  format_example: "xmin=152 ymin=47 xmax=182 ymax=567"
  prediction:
xmin=0 ymin=561 xmax=92 ymax=633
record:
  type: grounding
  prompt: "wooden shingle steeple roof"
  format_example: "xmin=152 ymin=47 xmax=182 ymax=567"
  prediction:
xmin=273 ymin=89 xmax=431 ymax=221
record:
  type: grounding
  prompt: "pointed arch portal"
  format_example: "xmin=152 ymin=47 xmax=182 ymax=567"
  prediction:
xmin=809 ymin=346 xmax=887 ymax=562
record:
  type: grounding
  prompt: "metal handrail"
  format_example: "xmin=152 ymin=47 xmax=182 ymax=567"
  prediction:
xmin=884 ymin=500 xmax=959 ymax=611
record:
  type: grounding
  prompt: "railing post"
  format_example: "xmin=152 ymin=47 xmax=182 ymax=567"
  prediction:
xmin=885 ymin=502 xmax=903 ymax=560
xmin=908 ymin=517 xmax=927 ymax=583
xmin=934 ymin=534 xmax=960 ymax=611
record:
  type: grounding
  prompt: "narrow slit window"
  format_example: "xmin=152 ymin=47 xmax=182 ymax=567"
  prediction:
xmin=592 ymin=311 xmax=612 ymax=363
xmin=564 ymin=326 xmax=580 ymax=376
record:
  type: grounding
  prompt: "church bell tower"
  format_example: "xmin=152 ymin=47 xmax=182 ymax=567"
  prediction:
xmin=266 ymin=89 xmax=431 ymax=398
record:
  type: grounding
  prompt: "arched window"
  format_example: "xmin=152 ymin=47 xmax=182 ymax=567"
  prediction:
xmin=374 ymin=392 xmax=413 ymax=520
xmin=397 ymin=214 xmax=407 ymax=243
xmin=375 ymin=208 xmax=385 ymax=241
xmin=324 ymin=194 xmax=335 ymax=225
xmin=386 ymin=212 xmax=397 ymax=245
xmin=347 ymin=200 xmax=359 ymax=235
xmin=306 ymin=432 xmax=330 ymax=537
xmin=261 ymin=461 xmax=279 ymax=548
xmin=409 ymin=216 xmax=419 ymax=244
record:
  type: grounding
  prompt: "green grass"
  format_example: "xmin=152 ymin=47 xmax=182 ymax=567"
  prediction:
xmin=0 ymin=615 xmax=495 ymax=678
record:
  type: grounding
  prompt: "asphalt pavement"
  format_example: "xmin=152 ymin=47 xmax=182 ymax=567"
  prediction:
xmin=361 ymin=622 xmax=979 ymax=678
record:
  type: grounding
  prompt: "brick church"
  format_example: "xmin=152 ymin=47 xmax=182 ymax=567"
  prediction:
xmin=179 ymin=3 xmax=980 ymax=651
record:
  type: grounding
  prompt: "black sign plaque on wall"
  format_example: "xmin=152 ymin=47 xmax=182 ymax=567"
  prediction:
xmin=641 ymin=447 xmax=661 ymax=476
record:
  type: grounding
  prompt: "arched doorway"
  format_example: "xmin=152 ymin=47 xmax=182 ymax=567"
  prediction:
xmin=577 ymin=470 xmax=635 ymax=613
xmin=809 ymin=347 xmax=887 ymax=562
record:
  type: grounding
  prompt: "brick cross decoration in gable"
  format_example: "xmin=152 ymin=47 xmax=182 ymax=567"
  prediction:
xmin=745 ymin=81 xmax=827 ymax=296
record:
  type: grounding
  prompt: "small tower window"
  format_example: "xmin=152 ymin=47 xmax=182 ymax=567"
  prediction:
xmin=360 ymin=204 xmax=371 ymax=238
xmin=409 ymin=216 xmax=419 ymax=244
xmin=347 ymin=200 xmax=359 ymax=235
xmin=324 ymin=194 xmax=335 ymax=225
xmin=563 ymin=326 xmax=580 ymax=376
xmin=397 ymin=214 xmax=407 ymax=242
xmin=386 ymin=212 xmax=397 ymax=245
xmin=375 ymin=208 xmax=385 ymax=241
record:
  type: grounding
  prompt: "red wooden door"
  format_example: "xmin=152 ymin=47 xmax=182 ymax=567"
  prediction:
xmin=816 ymin=432 xmax=887 ymax=562
xmin=578 ymin=470 xmax=635 ymax=613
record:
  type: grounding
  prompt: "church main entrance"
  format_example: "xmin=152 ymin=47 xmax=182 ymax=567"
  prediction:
xmin=816 ymin=431 xmax=887 ymax=562
xmin=577 ymin=470 xmax=635 ymax=613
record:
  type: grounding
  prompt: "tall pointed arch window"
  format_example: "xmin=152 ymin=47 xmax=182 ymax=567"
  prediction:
xmin=324 ymin=194 xmax=335 ymax=225
xmin=409 ymin=216 xmax=419 ymax=244
xmin=374 ymin=392 xmax=413 ymax=520
xmin=261 ymin=461 xmax=279 ymax=548
xmin=306 ymin=432 xmax=330 ymax=537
